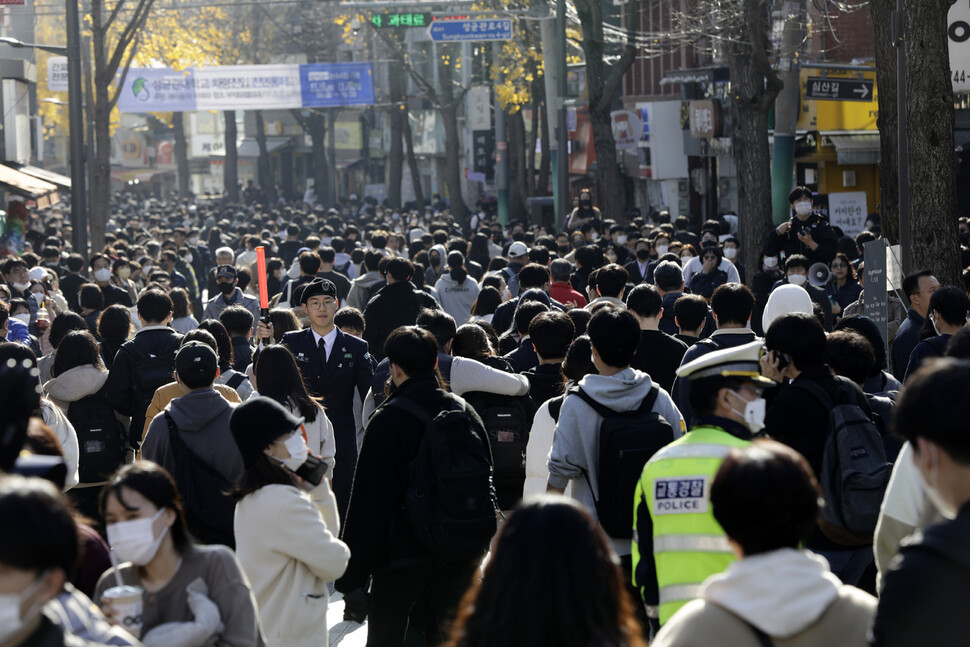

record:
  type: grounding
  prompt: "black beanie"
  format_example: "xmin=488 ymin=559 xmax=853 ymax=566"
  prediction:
xmin=229 ymin=396 xmax=303 ymax=467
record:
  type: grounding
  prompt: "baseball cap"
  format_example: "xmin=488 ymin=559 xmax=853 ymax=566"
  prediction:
xmin=508 ymin=241 xmax=530 ymax=258
xmin=174 ymin=341 xmax=218 ymax=386
xmin=215 ymin=265 xmax=237 ymax=280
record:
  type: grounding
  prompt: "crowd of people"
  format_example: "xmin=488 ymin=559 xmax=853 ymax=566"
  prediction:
xmin=1 ymin=185 xmax=969 ymax=647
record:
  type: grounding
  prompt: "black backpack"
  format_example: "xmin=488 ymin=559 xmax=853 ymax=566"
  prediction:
xmin=794 ymin=379 xmax=892 ymax=545
xmin=67 ymin=392 xmax=127 ymax=483
xmin=163 ymin=412 xmax=235 ymax=548
xmin=125 ymin=337 xmax=181 ymax=419
xmin=462 ymin=391 xmax=537 ymax=510
xmin=575 ymin=386 xmax=675 ymax=539
xmin=384 ymin=394 xmax=497 ymax=562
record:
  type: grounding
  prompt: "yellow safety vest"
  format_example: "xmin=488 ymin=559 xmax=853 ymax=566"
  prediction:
xmin=632 ymin=424 xmax=750 ymax=624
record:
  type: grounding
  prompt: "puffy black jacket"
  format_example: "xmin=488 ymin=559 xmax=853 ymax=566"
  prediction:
xmin=362 ymin=281 xmax=438 ymax=361
xmin=104 ymin=327 xmax=182 ymax=448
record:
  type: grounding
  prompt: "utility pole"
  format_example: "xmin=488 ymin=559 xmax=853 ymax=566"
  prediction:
xmin=66 ymin=0 xmax=88 ymax=258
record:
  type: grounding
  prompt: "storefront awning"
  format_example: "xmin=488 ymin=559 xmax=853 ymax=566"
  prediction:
xmin=236 ymin=137 xmax=293 ymax=158
xmin=825 ymin=133 xmax=880 ymax=164
xmin=2 ymin=164 xmax=72 ymax=191
xmin=0 ymin=164 xmax=60 ymax=208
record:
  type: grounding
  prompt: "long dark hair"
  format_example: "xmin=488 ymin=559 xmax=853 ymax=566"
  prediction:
xmin=254 ymin=344 xmax=320 ymax=422
xmin=51 ymin=331 xmax=105 ymax=378
xmin=471 ymin=286 xmax=501 ymax=317
xmin=447 ymin=251 xmax=468 ymax=283
xmin=445 ymin=496 xmax=647 ymax=647
xmin=232 ymin=453 xmax=296 ymax=501
xmin=100 ymin=461 xmax=193 ymax=553
xmin=197 ymin=319 xmax=235 ymax=372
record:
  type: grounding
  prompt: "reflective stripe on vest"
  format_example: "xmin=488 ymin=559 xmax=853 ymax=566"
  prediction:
xmin=659 ymin=583 xmax=703 ymax=606
xmin=650 ymin=442 xmax=735 ymax=463
xmin=652 ymin=534 xmax=732 ymax=553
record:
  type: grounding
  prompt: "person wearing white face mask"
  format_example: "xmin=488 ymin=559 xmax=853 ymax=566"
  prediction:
xmin=760 ymin=312 xmax=876 ymax=587
xmin=633 ymin=339 xmax=776 ymax=630
xmin=95 ymin=461 xmax=262 ymax=646
xmin=89 ymin=254 xmax=133 ymax=309
xmin=229 ymin=397 xmax=348 ymax=647
xmin=0 ymin=475 xmax=111 ymax=647
xmin=870 ymin=358 xmax=970 ymax=647
xmin=763 ymin=185 xmax=839 ymax=266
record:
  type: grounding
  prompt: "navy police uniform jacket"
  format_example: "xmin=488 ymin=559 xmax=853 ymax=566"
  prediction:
xmin=281 ymin=327 xmax=375 ymax=515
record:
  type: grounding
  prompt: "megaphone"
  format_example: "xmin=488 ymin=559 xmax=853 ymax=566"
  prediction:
xmin=808 ymin=262 xmax=832 ymax=287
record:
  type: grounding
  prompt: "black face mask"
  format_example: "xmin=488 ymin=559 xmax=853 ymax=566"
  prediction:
xmin=580 ymin=200 xmax=591 ymax=209
xmin=636 ymin=249 xmax=651 ymax=261
xmin=218 ymin=282 xmax=235 ymax=296
xmin=558 ymin=244 xmax=571 ymax=256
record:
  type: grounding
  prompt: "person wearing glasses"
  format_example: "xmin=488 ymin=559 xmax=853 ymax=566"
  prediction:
xmin=688 ymin=247 xmax=729 ymax=300
xmin=826 ymin=253 xmax=862 ymax=320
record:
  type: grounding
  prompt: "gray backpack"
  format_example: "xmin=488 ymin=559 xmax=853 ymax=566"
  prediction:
xmin=795 ymin=378 xmax=892 ymax=545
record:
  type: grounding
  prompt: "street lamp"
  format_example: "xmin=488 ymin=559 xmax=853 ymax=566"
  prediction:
xmin=0 ymin=37 xmax=67 ymax=55
xmin=0 ymin=4 xmax=88 ymax=260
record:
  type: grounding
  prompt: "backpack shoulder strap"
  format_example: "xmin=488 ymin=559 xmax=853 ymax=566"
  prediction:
xmin=384 ymin=396 xmax=434 ymax=425
xmin=575 ymin=387 xmax=618 ymax=418
xmin=637 ymin=387 xmax=660 ymax=414
xmin=548 ymin=394 xmax=565 ymax=423
xmin=163 ymin=411 xmax=231 ymax=484
xmin=226 ymin=372 xmax=246 ymax=389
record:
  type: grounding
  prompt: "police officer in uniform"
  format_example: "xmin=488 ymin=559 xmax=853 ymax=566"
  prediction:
xmin=762 ymin=186 xmax=838 ymax=266
xmin=257 ymin=277 xmax=375 ymax=519
xmin=632 ymin=340 xmax=775 ymax=634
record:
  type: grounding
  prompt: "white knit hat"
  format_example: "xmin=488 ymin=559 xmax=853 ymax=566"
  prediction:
xmin=762 ymin=284 xmax=814 ymax=333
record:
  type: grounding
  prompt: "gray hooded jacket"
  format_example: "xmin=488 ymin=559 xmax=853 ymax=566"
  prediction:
xmin=547 ymin=368 xmax=684 ymax=554
xmin=142 ymin=387 xmax=243 ymax=484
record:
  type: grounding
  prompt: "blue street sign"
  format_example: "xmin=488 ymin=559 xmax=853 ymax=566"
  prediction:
xmin=428 ymin=19 xmax=512 ymax=42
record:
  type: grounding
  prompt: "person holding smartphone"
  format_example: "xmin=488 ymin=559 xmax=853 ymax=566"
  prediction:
xmin=229 ymin=396 xmax=349 ymax=647
xmin=763 ymin=186 xmax=838 ymax=266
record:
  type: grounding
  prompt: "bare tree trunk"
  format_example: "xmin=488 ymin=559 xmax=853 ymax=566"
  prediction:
xmin=403 ymin=112 xmax=424 ymax=208
xmin=575 ymin=0 xmax=637 ymax=223
xmin=508 ymin=109 xmax=529 ymax=220
xmin=729 ymin=0 xmax=783 ymax=285
xmin=869 ymin=0 xmax=899 ymax=242
xmin=224 ymin=110 xmax=239 ymax=202
xmin=309 ymin=112 xmax=328 ymax=208
xmin=327 ymin=109 xmax=338 ymax=205
xmin=254 ymin=111 xmax=273 ymax=203
xmin=438 ymin=49 xmax=468 ymax=227
xmin=173 ymin=112 xmax=190 ymax=198
xmin=91 ymin=101 xmax=110 ymax=253
xmin=907 ymin=0 xmax=960 ymax=286
xmin=387 ymin=61 xmax=405 ymax=209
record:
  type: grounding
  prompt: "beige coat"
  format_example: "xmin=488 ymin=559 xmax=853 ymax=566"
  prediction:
xmin=652 ymin=549 xmax=876 ymax=647
xmin=653 ymin=587 xmax=875 ymax=647
xmin=142 ymin=380 xmax=241 ymax=441
xmin=234 ymin=482 xmax=349 ymax=647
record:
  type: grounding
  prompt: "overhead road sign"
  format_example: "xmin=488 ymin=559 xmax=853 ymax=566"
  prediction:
xmin=428 ymin=19 xmax=512 ymax=42
xmin=370 ymin=12 xmax=431 ymax=28
xmin=805 ymin=76 xmax=873 ymax=101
